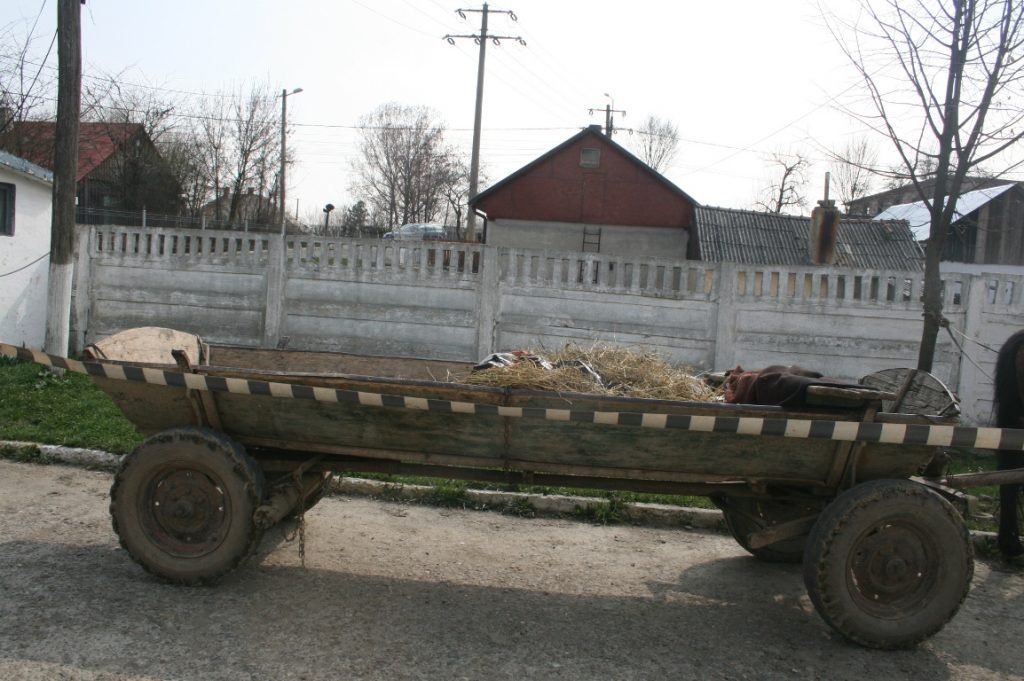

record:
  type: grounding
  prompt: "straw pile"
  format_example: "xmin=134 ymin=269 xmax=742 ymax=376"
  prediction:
xmin=460 ymin=343 xmax=722 ymax=402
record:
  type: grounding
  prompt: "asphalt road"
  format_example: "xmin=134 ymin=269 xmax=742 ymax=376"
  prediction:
xmin=0 ymin=459 xmax=1022 ymax=681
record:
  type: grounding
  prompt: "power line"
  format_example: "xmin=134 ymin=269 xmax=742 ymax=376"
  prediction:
xmin=347 ymin=0 xmax=438 ymax=38
xmin=681 ymin=81 xmax=866 ymax=177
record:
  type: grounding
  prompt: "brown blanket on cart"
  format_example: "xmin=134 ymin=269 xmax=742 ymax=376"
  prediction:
xmin=724 ymin=365 xmax=863 ymax=408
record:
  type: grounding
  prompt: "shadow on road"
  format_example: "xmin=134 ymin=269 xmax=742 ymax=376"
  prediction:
xmin=0 ymin=537 xmax=986 ymax=681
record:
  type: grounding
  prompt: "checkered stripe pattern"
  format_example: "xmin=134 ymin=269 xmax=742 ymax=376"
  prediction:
xmin=4 ymin=342 xmax=1020 ymax=450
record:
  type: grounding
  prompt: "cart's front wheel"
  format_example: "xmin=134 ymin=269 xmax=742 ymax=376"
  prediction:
xmin=110 ymin=427 xmax=265 ymax=584
xmin=803 ymin=479 xmax=973 ymax=649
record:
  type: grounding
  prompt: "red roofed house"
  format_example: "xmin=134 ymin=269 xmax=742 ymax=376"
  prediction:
xmin=470 ymin=125 xmax=698 ymax=258
xmin=0 ymin=119 xmax=181 ymax=222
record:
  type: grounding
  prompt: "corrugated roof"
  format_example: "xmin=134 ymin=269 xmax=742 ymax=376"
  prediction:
xmin=0 ymin=149 xmax=53 ymax=184
xmin=874 ymin=183 xmax=1018 ymax=240
xmin=695 ymin=205 xmax=924 ymax=271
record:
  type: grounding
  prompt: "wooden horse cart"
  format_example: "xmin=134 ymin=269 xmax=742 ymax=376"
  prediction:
xmin=4 ymin=327 xmax=1024 ymax=650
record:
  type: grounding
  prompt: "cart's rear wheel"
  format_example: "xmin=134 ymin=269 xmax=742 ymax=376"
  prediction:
xmin=715 ymin=496 xmax=821 ymax=563
xmin=110 ymin=427 xmax=265 ymax=584
xmin=803 ymin=479 xmax=973 ymax=649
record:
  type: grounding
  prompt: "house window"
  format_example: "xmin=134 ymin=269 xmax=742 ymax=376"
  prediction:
xmin=580 ymin=147 xmax=601 ymax=168
xmin=0 ymin=182 xmax=14 ymax=236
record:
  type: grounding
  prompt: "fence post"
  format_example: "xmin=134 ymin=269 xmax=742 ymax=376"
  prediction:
xmin=475 ymin=245 xmax=503 ymax=359
xmin=957 ymin=273 xmax=988 ymax=424
xmin=141 ymin=208 xmax=146 ymax=228
xmin=262 ymin=234 xmax=287 ymax=348
xmin=712 ymin=262 xmax=738 ymax=370
xmin=71 ymin=224 xmax=93 ymax=354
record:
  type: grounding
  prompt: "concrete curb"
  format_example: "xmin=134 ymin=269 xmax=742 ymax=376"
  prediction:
xmin=0 ymin=440 xmax=123 ymax=470
xmin=0 ymin=440 xmax=1003 ymax=552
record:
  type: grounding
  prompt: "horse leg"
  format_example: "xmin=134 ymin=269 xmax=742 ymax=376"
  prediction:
xmin=997 ymin=450 xmax=1024 ymax=558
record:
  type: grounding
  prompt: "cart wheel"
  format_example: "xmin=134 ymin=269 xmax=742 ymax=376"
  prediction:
xmin=715 ymin=497 xmax=820 ymax=563
xmin=110 ymin=427 xmax=265 ymax=585
xmin=803 ymin=479 xmax=973 ymax=649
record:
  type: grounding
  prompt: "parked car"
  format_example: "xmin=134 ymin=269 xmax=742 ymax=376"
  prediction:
xmin=384 ymin=223 xmax=447 ymax=241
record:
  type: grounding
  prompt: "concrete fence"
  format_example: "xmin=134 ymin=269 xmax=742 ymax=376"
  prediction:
xmin=72 ymin=225 xmax=1024 ymax=424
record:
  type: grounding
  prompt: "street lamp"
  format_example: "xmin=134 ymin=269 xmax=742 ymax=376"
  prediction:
xmin=280 ymin=87 xmax=303 ymax=234
xmin=323 ymin=203 xmax=335 ymax=234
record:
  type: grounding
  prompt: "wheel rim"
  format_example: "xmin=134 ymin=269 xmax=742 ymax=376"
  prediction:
xmin=140 ymin=466 xmax=232 ymax=558
xmin=847 ymin=518 xmax=939 ymax=617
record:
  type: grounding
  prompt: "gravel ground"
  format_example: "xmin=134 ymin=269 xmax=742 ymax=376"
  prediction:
xmin=0 ymin=459 xmax=1022 ymax=681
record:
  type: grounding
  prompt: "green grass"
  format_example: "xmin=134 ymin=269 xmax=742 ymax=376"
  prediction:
xmin=0 ymin=356 xmax=143 ymax=454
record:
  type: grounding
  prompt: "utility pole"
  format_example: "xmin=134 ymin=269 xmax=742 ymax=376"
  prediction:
xmin=445 ymin=4 xmax=525 ymax=242
xmin=45 ymin=0 xmax=82 ymax=356
xmin=589 ymin=93 xmax=625 ymax=137
xmin=279 ymin=87 xmax=302 ymax=235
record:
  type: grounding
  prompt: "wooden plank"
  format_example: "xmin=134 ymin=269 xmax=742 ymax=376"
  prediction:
xmin=239 ymin=437 xmax=803 ymax=485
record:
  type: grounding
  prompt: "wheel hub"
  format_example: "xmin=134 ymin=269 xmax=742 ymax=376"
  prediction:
xmin=849 ymin=521 xmax=936 ymax=615
xmin=143 ymin=468 xmax=230 ymax=557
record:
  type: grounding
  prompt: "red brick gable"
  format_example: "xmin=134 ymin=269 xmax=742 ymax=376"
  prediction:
xmin=473 ymin=129 xmax=695 ymax=229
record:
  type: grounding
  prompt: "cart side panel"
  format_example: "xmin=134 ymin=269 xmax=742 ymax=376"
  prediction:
xmin=208 ymin=392 xmax=935 ymax=484
xmin=215 ymin=392 xmax=506 ymax=459
xmin=855 ymin=443 xmax=936 ymax=481
xmin=93 ymin=377 xmax=196 ymax=435
xmin=505 ymin=419 xmax=934 ymax=482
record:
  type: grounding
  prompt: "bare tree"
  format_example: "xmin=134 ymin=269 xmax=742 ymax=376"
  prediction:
xmin=187 ymin=83 xmax=281 ymax=227
xmin=196 ymin=95 xmax=230 ymax=217
xmin=0 ymin=16 xmax=57 ymax=146
xmin=159 ymin=128 xmax=210 ymax=217
xmin=438 ymin=150 xmax=478 ymax=239
xmin=831 ymin=0 xmax=1024 ymax=371
xmin=352 ymin=103 xmax=458 ymax=229
xmin=755 ymin=152 xmax=810 ymax=214
xmin=226 ymin=83 xmax=279 ymax=225
xmin=81 ymin=76 xmax=182 ymax=213
xmin=831 ymin=137 xmax=879 ymax=214
xmin=629 ymin=114 xmax=679 ymax=172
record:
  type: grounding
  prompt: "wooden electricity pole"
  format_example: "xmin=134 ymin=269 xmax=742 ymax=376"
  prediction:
xmin=44 ymin=0 xmax=82 ymax=356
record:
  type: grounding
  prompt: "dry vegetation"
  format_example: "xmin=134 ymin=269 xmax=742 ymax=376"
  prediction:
xmin=459 ymin=343 xmax=721 ymax=402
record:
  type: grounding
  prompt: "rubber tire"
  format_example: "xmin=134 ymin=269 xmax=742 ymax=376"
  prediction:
xmin=803 ymin=479 xmax=973 ymax=649
xmin=715 ymin=496 xmax=820 ymax=563
xmin=110 ymin=427 xmax=265 ymax=585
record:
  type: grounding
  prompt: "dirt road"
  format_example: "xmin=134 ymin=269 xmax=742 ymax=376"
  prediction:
xmin=0 ymin=459 xmax=1021 ymax=681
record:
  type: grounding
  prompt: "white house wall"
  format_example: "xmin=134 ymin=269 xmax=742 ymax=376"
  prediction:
xmin=486 ymin=218 xmax=688 ymax=259
xmin=0 ymin=169 xmax=51 ymax=348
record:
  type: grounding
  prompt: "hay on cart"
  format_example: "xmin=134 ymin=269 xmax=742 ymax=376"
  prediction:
xmin=460 ymin=343 xmax=721 ymax=402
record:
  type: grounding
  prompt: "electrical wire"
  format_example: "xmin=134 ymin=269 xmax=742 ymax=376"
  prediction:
xmin=944 ymin=323 xmax=995 ymax=382
xmin=0 ymin=251 xmax=49 ymax=279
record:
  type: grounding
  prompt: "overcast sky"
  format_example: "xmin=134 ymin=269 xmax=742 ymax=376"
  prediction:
xmin=3 ymin=0 xmax=1017 ymax=222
